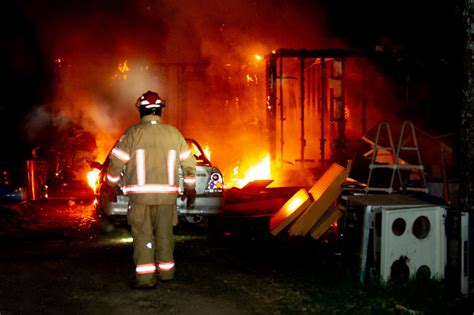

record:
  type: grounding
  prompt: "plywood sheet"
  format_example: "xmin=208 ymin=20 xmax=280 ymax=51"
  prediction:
xmin=309 ymin=207 xmax=343 ymax=240
xmin=269 ymin=188 xmax=312 ymax=236
xmin=288 ymin=163 xmax=347 ymax=236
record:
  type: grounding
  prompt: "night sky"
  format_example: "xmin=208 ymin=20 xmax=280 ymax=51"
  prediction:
xmin=0 ymin=0 xmax=464 ymax=182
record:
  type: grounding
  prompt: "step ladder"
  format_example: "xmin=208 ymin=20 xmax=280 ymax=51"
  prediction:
xmin=394 ymin=121 xmax=428 ymax=193
xmin=364 ymin=121 xmax=428 ymax=194
xmin=365 ymin=122 xmax=398 ymax=193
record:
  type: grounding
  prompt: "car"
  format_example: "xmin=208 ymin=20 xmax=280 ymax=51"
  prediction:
xmin=0 ymin=168 xmax=25 ymax=204
xmin=94 ymin=138 xmax=224 ymax=227
xmin=0 ymin=185 xmax=25 ymax=204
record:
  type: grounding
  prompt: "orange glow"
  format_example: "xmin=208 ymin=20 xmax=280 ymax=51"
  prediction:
xmin=345 ymin=107 xmax=350 ymax=120
xmin=94 ymin=131 xmax=118 ymax=164
xmin=283 ymin=191 xmax=309 ymax=216
xmin=87 ymin=168 xmax=101 ymax=194
xmin=270 ymin=188 xmax=312 ymax=235
xmin=255 ymin=54 xmax=263 ymax=61
xmin=226 ymin=153 xmax=271 ymax=188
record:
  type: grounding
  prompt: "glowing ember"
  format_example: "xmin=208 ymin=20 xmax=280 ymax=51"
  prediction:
xmin=246 ymin=74 xmax=257 ymax=84
xmin=255 ymin=54 xmax=263 ymax=61
xmin=87 ymin=168 xmax=101 ymax=193
xmin=111 ymin=60 xmax=130 ymax=80
xmin=118 ymin=60 xmax=129 ymax=72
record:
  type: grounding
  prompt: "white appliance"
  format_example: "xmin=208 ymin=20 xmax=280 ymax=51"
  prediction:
xmin=379 ymin=205 xmax=447 ymax=283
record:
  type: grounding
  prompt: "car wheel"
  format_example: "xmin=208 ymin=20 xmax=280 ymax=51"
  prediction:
xmin=185 ymin=215 xmax=205 ymax=224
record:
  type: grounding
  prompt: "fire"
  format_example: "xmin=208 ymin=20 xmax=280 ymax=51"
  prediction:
xmin=226 ymin=153 xmax=271 ymax=188
xmin=203 ymin=145 xmax=211 ymax=161
xmin=111 ymin=60 xmax=130 ymax=81
xmin=246 ymin=74 xmax=258 ymax=84
xmin=118 ymin=60 xmax=129 ymax=80
xmin=87 ymin=168 xmax=101 ymax=194
xmin=118 ymin=60 xmax=129 ymax=73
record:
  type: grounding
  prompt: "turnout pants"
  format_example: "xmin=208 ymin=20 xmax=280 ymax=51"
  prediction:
xmin=127 ymin=203 xmax=176 ymax=283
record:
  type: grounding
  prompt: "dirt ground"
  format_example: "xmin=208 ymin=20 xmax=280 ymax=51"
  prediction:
xmin=0 ymin=198 xmax=471 ymax=314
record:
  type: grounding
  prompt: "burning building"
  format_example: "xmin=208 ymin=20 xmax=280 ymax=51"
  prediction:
xmin=6 ymin=0 xmax=458 ymax=194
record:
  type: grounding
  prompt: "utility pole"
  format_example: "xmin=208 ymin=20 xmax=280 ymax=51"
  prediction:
xmin=460 ymin=0 xmax=474 ymax=215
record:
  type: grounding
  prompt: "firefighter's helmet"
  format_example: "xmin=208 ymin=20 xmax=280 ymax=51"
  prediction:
xmin=136 ymin=90 xmax=166 ymax=117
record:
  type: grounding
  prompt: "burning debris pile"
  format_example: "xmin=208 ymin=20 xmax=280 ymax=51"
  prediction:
xmin=16 ymin=0 xmax=355 ymax=194
xmin=16 ymin=0 xmax=455 ymax=199
xmin=25 ymin=121 xmax=98 ymax=200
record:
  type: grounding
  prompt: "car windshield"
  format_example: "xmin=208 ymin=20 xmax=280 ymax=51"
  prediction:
xmin=186 ymin=139 xmax=211 ymax=166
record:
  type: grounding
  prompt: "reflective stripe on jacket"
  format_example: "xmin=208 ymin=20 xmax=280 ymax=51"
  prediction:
xmin=106 ymin=115 xmax=196 ymax=205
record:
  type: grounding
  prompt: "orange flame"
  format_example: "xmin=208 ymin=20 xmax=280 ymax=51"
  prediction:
xmin=203 ymin=145 xmax=212 ymax=161
xmin=111 ymin=60 xmax=130 ymax=81
xmin=87 ymin=168 xmax=101 ymax=194
xmin=226 ymin=153 xmax=271 ymax=188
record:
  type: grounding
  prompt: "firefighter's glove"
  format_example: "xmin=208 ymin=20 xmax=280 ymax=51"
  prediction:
xmin=105 ymin=185 xmax=121 ymax=203
xmin=181 ymin=188 xmax=197 ymax=207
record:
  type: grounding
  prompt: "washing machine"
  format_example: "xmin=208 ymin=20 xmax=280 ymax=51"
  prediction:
xmin=378 ymin=205 xmax=447 ymax=283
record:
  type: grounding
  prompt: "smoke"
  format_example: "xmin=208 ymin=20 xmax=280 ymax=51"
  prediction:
xmin=22 ymin=0 xmax=396 ymax=187
xmin=23 ymin=105 xmax=52 ymax=142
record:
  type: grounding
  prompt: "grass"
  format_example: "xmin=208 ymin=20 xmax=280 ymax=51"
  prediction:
xmin=172 ymin=226 xmax=471 ymax=314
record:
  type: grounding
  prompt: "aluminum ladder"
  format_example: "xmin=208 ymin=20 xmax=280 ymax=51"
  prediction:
xmin=365 ymin=121 xmax=399 ymax=193
xmin=394 ymin=121 xmax=428 ymax=193
xmin=365 ymin=121 xmax=428 ymax=194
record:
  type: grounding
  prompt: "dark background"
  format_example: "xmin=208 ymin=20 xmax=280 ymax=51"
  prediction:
xmin=0 ymin=0 xmax=465 ymax=183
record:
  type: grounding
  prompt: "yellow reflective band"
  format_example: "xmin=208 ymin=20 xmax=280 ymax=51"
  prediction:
xmin=107 ymin=174 xmax=120 ymax=183
xmin=123 ymin=184 xmax=179 ymax=194
xmin=136 ymin=263 xmax=156 ymax=274
xmin=179 ymin=149 xmax=192 ymax=160
xmin=168 ymin=150 xmax=176 ymax=185
xmin=157 ymin=261 xmax=175 ymax=271
xmin=111 ymin=148 xmax=130 ymax=162
xmin=184 ymin=177 xmax=196 ymax=184
xmin=136 ymin=149 xmax=146 ymax=185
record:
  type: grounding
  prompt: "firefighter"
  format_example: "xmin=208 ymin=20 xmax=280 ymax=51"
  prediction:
xmin=105 ymin=90 xmax=196 ymax=289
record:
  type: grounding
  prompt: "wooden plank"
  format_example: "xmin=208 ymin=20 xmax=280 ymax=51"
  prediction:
xmin=269 ymin=188 xmax=312 ymax=236
xmin=309 ymin=207 xmax=343 ymax=240
xmin=288 ymin=163 xmax=347 ymax=236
